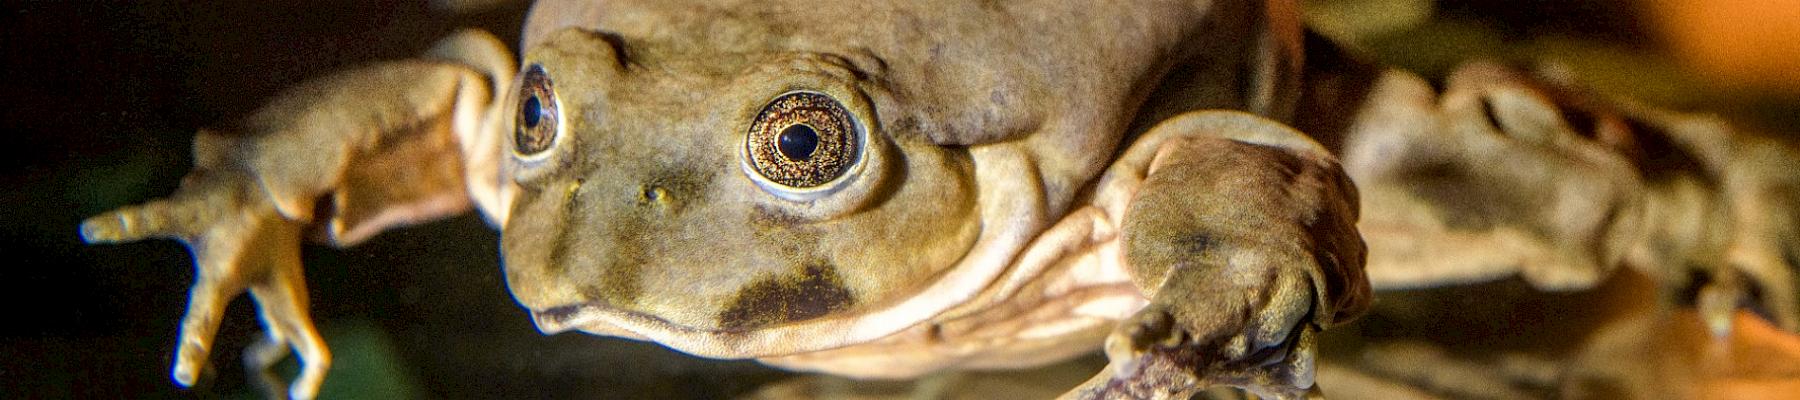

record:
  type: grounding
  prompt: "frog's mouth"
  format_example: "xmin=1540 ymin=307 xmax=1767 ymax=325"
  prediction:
xmin=524 ymin=292 xmax=931 ymax=358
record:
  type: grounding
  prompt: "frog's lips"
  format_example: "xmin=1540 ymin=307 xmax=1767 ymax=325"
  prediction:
xmin=530 ymin=302 xmax=623 ymax=334
xmin=524 ymin=300 xmax=851 ymax=358
xmin=530 ymin=301 xmax=662 ymax=337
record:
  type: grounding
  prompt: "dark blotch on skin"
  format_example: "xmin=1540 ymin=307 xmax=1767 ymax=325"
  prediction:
xmin=717 ymin=264 xmax=854 ymax=331
xmin=1175 ymin=233 xmax=1217 ymax=255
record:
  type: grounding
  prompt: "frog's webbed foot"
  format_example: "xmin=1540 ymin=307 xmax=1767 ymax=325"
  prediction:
xmin=1069 ymin=112 xmax=1370 ymax=399
xmin=79 ymin=30 xmax=513 ymax=399
xmin=81 ymin=169 xmax=328 ymax=399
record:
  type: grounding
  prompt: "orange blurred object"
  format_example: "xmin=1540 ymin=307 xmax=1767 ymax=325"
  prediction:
xmin=1649 ymin=0 xmax=1800 ymax=93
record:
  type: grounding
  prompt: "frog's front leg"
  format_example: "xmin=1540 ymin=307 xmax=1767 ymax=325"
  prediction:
xmin=1070 ymin=112 xmax=1370 ymax=399
xmin=79 ymin=30 xmax=514 ymax=399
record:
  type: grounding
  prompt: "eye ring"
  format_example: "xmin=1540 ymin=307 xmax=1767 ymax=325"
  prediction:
xmin=743 ymin=91 xmax=864 ymax=200
xmin=514 ymin=64 xmax=560 ymax=158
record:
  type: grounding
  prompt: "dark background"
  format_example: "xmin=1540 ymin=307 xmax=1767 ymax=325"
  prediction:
xmin=3 ymin=1 xmax=1795 ymax=399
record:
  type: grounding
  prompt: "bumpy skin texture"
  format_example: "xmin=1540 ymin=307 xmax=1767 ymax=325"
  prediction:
xmin=79 ymin=0 xmax=1800 ymax=399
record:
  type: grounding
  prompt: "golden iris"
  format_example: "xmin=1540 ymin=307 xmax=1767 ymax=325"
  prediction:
xmin=745 ymin=92 xmax=858 ymax=188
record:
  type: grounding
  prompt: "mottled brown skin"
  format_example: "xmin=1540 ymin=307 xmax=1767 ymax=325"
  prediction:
xmin=77 ymin=0 xmax=1800 ymax=399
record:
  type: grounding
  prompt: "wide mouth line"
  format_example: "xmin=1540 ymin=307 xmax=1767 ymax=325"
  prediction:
xmin=530 ymin=303 xmax=596 ymax=334
xmin=531 ymin=301 xmax=722 ymax=337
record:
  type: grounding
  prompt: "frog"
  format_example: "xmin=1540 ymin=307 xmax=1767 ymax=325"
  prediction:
xmin=76 ymin=0 xmax=1800 ymax=398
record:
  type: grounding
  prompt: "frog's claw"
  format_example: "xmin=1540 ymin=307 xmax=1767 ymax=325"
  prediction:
xmin=1069 ymin=309 xmax=1325 ymax=400
xmin=82 ymin=169 xmax=331 ymax=399
xmin=1070 ymin=300 xmax=1322 ymax=400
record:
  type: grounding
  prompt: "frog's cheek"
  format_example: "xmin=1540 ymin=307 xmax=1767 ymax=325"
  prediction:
xmin=496 ymin=165 xmax=860 ymax=333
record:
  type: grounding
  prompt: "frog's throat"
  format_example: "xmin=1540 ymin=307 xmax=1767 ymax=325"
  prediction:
xmin=756 ymin=205 xmax=1145 ymax=379
xmin=528 ymin=146 xmax=1053 ymax=358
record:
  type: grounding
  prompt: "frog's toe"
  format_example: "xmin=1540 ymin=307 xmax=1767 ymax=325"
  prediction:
xmin=81 ymin=198 xmax=207 ymax=244
xmin=1119 ymin=306 xmax=1183 ymax=351
xmin=171 ymin=279 xmax=237 ymax=387
xmin=243 ymin=227 xmax=330 ymax=400
xmin=1121 ymin=249 xmax=1316 ymax=366
xmin=1081 ymin=307 xmax=1319 ymax=400
xmin=1105 ymin=297 xmax=1315 ymax=396
xmin=262 ymin=293 xmax=330 ymax=400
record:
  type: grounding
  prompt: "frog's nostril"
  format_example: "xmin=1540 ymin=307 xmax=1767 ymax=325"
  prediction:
xmin=639 ymin=185 xmax=670 ymax=206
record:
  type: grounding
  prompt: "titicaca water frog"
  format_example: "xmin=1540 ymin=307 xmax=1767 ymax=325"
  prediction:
xmin=78 ymin=0 xmax=1800 ymax=398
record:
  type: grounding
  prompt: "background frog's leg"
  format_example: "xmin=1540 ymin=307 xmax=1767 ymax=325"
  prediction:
xmin=1329 ymin=63 xmax=1647 ymax=292
xmin=1713 ymin=136 xmax=1800 ymax=332
xmin=1068 ymin=111 xmax=1369 ymax=399
xmin=1548 ymin=76 xmax=1800 ymax=334
xmin=1587 ymin=88 xmax=1800 ymax=333
xmin=78 ymin=30 xmax=513 ymax=399
xmin=1330 ymin=57 xmax=1800 ymax=332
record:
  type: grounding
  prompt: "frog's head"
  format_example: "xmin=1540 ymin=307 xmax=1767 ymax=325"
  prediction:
xmin=495 ymin=26 xmax=983 ymax=353
xmin=493 ymin=0 xmax=1245 ymax=357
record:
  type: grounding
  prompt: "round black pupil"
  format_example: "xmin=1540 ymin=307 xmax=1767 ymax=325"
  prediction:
xmin=522 ymin=95 xmax=543 ymax=128
xmin=777 ymin=124 xmax=819 ymax=161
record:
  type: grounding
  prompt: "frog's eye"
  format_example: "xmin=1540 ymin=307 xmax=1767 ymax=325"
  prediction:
xmin=743 ymin=91 xmax=864 ymax=200
xmin=514 ymin=64 xmax=560 ymax=158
